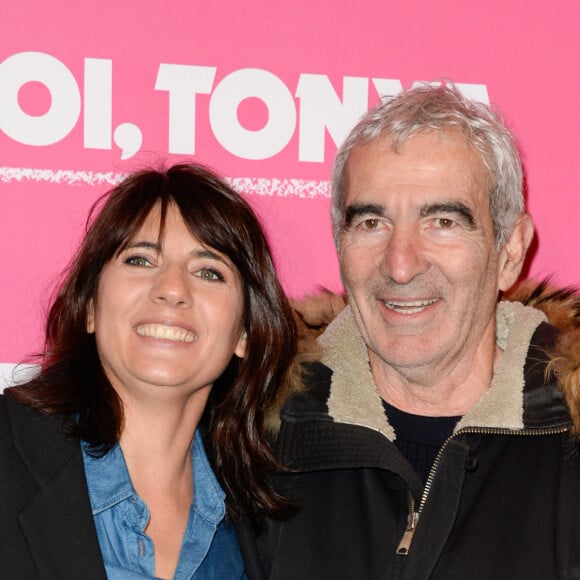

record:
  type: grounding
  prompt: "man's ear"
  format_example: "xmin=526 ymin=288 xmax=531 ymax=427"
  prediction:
xmin=497 ymin=213 xmax=535 ymax=291
xmin=86 ymin=300 xmax=95 ymax=333
xmin=234 ymin=331 xmax=247 ymax=359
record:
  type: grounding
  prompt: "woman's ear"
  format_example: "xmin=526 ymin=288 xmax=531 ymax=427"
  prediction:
xmin=498 ymin=213 xmax=535 ymax=291
xmin=86 ymin=301 xmax=95 ymax=333
xmin=235 ymin=331 xmax=247 ymax=359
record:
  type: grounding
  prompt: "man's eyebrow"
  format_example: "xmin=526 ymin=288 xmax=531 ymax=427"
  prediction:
xmin=343 ymin=203 xmax=385 ymax=228
xmin=420 ymin=201 xmax=476 ymax=228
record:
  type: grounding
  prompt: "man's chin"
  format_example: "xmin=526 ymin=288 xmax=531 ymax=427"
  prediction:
xmin=370 ymin=337 xmax=443 ymax=369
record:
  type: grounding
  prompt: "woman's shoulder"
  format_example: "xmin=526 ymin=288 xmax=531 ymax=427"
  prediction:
xmin=0 ymin=392 xmax=34 ymax=444
xmin=1 ymin=390 xmax=36 ymax=420
xmin=0 ymin=391 xmax=73 ymax=451
xmin=0 ymin=394 xmax=9 ymax=441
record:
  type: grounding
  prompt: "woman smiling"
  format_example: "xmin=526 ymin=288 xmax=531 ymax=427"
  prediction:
xmin=0 ymin=164 xmax=297 ymax=579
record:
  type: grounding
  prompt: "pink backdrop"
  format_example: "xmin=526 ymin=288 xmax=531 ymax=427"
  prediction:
xmin=1 ymin=0 xmax=579 ymax=380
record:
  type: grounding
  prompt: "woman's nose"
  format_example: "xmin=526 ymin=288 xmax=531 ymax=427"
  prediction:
xmin=150 ymin=265 xmax=192 ymax=308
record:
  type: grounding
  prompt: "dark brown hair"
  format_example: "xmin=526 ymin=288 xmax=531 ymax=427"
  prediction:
xmin=9 ymin=163 xmax=297 ymax=520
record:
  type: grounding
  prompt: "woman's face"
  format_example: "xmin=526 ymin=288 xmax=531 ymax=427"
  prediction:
xmin=87 ymin=203 xmax=247 ymax=405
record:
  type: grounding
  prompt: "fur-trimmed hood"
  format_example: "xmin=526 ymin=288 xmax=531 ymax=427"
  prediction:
xmin=273 ymin=281 xmax=580 ymax=438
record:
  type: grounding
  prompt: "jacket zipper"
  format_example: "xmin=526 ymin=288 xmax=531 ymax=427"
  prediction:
xmin=395 ymin=424 xmax=569 ymax=556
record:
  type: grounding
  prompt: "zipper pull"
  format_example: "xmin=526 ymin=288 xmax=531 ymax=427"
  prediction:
xmin=396 ymin=511 xmax=419 ymax=556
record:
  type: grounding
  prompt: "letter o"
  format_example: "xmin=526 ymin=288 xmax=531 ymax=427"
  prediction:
xmin=209 ymin=68 xmax=296 ymax=160
xmin=0 ymin=52 xmax=81 ymax=145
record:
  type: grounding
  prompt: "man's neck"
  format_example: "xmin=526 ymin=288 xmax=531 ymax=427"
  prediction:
xmin=370 ymin=344 xmax=503 ymax=416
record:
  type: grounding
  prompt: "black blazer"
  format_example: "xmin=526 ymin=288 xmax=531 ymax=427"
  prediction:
xmin=0 ymin=394 xmax=107 ymax=579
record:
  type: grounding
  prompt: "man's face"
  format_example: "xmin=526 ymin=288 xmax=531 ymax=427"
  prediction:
xmin=339 ymin=130 xmax=519 ymax=386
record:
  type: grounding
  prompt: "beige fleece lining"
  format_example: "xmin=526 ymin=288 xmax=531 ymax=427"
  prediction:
xmin=320 ymin=306 xmax=395 ymax=439
xmin=456 ymin=301 xmax=546 ymax=431
xmin=319 ymin=301 xmax=547 ymax=435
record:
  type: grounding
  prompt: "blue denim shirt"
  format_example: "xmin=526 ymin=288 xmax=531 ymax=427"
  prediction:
xmin=81 ymin=431 xmax=245 ymax=579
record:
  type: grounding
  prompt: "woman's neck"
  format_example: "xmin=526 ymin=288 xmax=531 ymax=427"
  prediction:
xmin=118 ymin=395 xmax=203 ymax=492
xmin=118 ymin=395 xmax=206 ymax=580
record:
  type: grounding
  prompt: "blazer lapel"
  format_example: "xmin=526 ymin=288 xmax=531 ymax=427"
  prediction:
xmin=8 ymin=397 xmax=107 ymax=579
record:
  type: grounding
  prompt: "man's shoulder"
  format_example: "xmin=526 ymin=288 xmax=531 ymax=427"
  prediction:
xmin=507 ymin=281 xmax=580 ymax=437
xmin=281 ymin=361 xmax=333 ymax=418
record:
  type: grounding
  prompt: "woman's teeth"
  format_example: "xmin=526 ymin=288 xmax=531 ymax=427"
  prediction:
xmin=136 ymin=324 xmax=195 ymax=342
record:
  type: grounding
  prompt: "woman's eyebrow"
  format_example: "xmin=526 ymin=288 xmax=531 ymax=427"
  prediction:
xmin=122 ymin=241 xmax=232 ymax=268
xmin=192 ymin=248 xmax=227 ymax=263
xmin=124 ymin=241 xmax=161 ymax=251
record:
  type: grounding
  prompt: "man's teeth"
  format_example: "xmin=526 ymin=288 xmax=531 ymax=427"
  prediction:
xmin=383 ymin=298 xmax=438 ymax=314
xmin=136 ymin=324 xmax=196 ymax=342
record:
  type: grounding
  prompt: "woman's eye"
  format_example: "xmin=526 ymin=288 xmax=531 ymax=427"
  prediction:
xmin=196 ymin=268 xmax=224 ymax=282
xmin=124 ymin=255 xmax=151 ymax=267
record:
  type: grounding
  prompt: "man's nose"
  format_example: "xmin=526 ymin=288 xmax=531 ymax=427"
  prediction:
xmin=381 ymin=225 xmax=429 ymax=284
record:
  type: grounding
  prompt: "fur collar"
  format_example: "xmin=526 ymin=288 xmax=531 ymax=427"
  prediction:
xmin=272 ymin=281 xmax=580 ymax=438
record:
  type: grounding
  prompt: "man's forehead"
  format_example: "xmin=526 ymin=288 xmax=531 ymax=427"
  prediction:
xmin=344 ymin=130 xmax=489 ymax=197
xmin=350 ymin=128 xmax=480 ymax=161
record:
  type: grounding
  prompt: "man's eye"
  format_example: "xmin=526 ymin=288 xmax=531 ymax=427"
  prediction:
xmin=362 ymin=218 xmax=381 ymax=230
xmin=124 ymin=255 xmax=151 ymax=267
xmin=434 ymin=218 xmax=456 ymax=229
xmin=195 ymin=268 xmax=224 ymax=282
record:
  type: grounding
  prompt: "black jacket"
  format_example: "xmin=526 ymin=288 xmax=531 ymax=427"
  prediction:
xmin=0 ymin=395 xmax=107 ymax=579
xmin=241 ymin=295 xmax=580 ymax=580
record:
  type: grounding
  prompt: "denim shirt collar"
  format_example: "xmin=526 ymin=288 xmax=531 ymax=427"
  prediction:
xmin=82 ymin=429 xmax=225 ymax=526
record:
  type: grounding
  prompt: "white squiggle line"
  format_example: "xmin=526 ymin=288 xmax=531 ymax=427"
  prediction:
xmin=0 ymin=166 xmax=331 ymax=199
xmin=226 ymin=177 xmax=330 ymax=198
xmin=0 ymin=167 xmax=126 ymax=187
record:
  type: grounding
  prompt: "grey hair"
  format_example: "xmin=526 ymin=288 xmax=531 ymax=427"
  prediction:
xmin=331 ymin=82 xmax=524 ymax=249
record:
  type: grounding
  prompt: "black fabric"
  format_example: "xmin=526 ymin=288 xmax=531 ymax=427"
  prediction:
xmin=251 ymin=415 xmax=580 ymax=580
xmin=0 ymin=394 xmax=108 ymax=579
xmin=239 ymin=323 xmax=580 ymax=580
xmin=382 ymin=400 xmax=460 ymax=484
